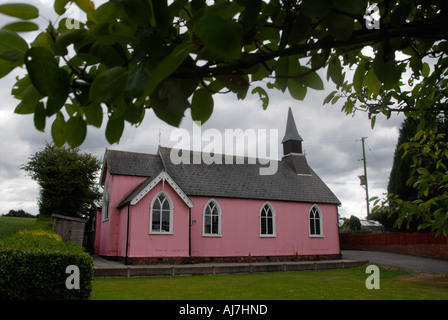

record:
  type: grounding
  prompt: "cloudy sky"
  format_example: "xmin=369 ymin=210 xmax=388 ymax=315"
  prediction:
xmin=0 ymin=0 xmax=405 ymax=219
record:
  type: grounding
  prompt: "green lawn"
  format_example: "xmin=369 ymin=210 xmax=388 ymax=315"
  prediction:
xmin=0 ymin=216 xmax=37 ymax=239
xmin=91 ymin=265 xmax=448 ymax=300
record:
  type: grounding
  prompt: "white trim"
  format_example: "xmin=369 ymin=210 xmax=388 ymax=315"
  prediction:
xmin=259 ymin=201 xmax=276 ymax=237
xmin=202 ymin=199 xmax=222 ymax=237
xmin=149 ymin=191 xmax=174 ymax=234
xmin=282 ymin=152 xmax=305 ymax=158
xmin=130 ymin=170 xmax=193 ymax=208
xmin=308 ymin=204 xmax=324 ymax=237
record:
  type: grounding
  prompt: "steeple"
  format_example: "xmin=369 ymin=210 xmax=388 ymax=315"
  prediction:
xmin=282 ymin=107 xmax=303 ymax=156
xmin=281 ymin=107 xmax=311 ymax=175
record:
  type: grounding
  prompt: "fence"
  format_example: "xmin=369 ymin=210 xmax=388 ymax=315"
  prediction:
xmin=340 ymin=231 xmax=448 ymax=260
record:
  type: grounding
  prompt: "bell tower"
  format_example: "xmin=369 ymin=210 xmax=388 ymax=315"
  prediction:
xmin=281 ymin=108 xmax=311 ymax=175
xmin=282 ymin=107 xmax=303 ymax=156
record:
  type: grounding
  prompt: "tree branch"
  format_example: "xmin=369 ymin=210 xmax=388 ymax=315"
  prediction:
xmin=173 ymin=21 xmax=446 ymax=79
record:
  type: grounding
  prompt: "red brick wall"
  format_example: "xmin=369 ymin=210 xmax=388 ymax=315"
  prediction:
xmin=340 ymin=232 xmax=448 ymax=260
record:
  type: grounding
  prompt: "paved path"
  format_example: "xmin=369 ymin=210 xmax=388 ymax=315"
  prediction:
xmin=92 ymin=251 xmax=448 ymax=277
xmin=342 ymin=250 xmax=448 ymax=274
xmin=92 ymin=255 xmax=368 ymax=278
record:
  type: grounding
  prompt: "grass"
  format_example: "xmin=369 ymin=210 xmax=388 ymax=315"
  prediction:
xmin=0 ymin=216 xmax=37 ymax=239
xmin=91 ymin=265 xmax=448 ymax=300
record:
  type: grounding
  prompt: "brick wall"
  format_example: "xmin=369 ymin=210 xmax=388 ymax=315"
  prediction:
xmin=340 ymin=232 xmax=448 ymax=260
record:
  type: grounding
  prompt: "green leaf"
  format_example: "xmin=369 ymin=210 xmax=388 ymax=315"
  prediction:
xmin=74 ymin=0 xmax=95 ymax=14
xmin=33 ymin=102 xmax=46 ymax=132
xmin=105 ymin=117 xmax=124 ymax=144
xmin=51 ymin=112 xmax=66 ymax=147
xmin=55 ymin=29 xmax=85 ymax=48
xmin=25 ymin=47 xmax=67 ymax=99
xmin=123 ymin=104 xmax=145 ymax=125
xmin=0 ymin=29 xmax=28 ymax=61
xmin=364 ymin=67 xmax=381 ymax=97
xmin=251 ymin=86 xmax=269 ymax=110
xmin=194 ymin=14 xmax=242 ymax=61
xmin=13 ymin=82 xmax=42 ymax=114
xmin=343 ymin=99 xmax=354 ymax=114
xmin=65 ymin=116 xmax=87 ymax=148
xmin=137 ymin=41 xmax=195 ymax=105
xmin=373 ymin=58 xmax=401 ymax=89
xmin=370 ymin=115 xmax=376 ymax=129
xmin=126 ymin=66 xmax=149 ymax=98
xmin=334 ymin=0 xmax=367 ymax=15
xmin=83 ymin=103 xmax=103 ymax=128
xmin=326 ymin=12 xmax=354 ymax=41
xmin=123 ymin=0 xmax=154 ymax=26
xmin=373 ymin=46 xmax=402 ymax=89
xmin=191 ymin=88 xmax=214 ymax=124
xmin=0 ymin=3 xmax=39 ymax=20
xmin=54 ymin=0 xmax=70 ymax=15
xmin=327 ymin=57 xmax=344 ymax=86
xmin=89 ymin=66 xmax=128 ymax=104
xmin=298 ymin=67 xmax=324 ymax=90
xmin=151 ymin=0 xmax=171 ymax=33
xmin=2 ymin=21 xmax=39 ymax=32
xmin=287 ymin=78 xmax=307 ymax=101
xmin=274 ymin=56 xmax=289 ymax=92
xmin=46 ymin=69 xmax=70 ymax=116
xmin=301 ymin=0 xmax=332 ymax=18
xmin=389 ymin=0 xmax=412 ymax=27
xmin=323 ymin=90 xmax=337 ymax=105
xmin=150 ymin=80 xmax=190 ymax=127
xmin=0 ymin=57 xmax=20 ymax=77
xmin=422 ymin=62 xmax=430 ymax=78
xmin=353 ymin=60 xmax=366 ymax=95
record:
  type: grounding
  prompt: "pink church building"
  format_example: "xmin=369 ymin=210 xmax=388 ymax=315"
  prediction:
xmin=95 ymin=109 xmax=341 ymax=264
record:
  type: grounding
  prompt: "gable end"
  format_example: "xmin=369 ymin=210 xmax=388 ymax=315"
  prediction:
xmin=126 ymin=170 xmax=193 ymax=208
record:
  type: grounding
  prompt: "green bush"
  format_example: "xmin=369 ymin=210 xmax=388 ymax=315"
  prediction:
xmin=0 ymin=218 xmax=93 ymax=300
xmin=348 ymin=215 xmax=362 ymax=233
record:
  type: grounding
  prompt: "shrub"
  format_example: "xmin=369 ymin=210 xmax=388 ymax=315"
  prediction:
xmin=0 ymin=218 xmax=93 ymax=300
xmin=348 ymin=215 xmax=362 ymax=233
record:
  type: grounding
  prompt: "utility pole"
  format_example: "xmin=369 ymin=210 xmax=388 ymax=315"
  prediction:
xmin=358 ymin=137 xmax=370 ymax=218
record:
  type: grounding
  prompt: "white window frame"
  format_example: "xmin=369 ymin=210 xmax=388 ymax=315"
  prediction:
xmin=260 ymin=202 xmax=276 ymax=237
xmin=202 ymin=199 xmax=222 ymax=237
xmin=309 ymin=205 xmax=323 ymax=237
xmin=150 ymin=191 xmax=174 ymax=234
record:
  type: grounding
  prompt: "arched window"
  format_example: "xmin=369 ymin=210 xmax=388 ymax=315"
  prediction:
xmin=260 ymin=202 xmax=276 ymax=236
xmin=309 ymin=205 xmax=323 ymax=237
xmin=150 ymin=192 xmax=173 ymax=233
xmin=203 ymin=199 xmax=221 ymax=236
xmin=102 ymin=182 xmax=110 ymax=221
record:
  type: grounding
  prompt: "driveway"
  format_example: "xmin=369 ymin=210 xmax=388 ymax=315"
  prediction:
xmin=342 ymin=250 xmax=448 ymax=274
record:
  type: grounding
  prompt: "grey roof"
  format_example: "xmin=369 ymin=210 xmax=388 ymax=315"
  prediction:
xmin=102 ymin=147 xmax=340 ymax=206
xmin=101 ymin=149 xmax=163 ymax=179
xmin=282 ymin=107 xmax=303 ymax=143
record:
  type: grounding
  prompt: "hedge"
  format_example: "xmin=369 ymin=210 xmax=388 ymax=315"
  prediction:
xmin=0 ymin=219 xmax=93 ymax=300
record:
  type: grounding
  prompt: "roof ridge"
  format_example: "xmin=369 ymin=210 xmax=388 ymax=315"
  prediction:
xmin=160 ymin=146 xmax=279 ymax=164
xmin=106 ymin=149 xmax=158 ymax=157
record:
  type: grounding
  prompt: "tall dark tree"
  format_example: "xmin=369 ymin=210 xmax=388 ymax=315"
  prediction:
xmin=387 ymin=117 xmax=419 ymax=201
xmin=21 ymin=143 xmax=101 ymax=218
